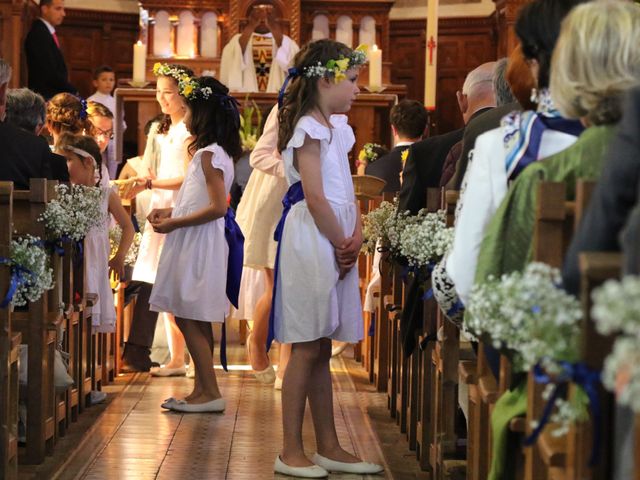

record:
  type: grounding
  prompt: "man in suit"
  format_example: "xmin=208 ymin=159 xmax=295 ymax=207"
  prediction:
xmin=5 ymin=87 xmax=69 ymax=182
xmin=0 ymin=60 xmax=53 ymax=189
xmin=25 ymin=0 xmax=76 ymax=100
xmin=398 ymin=62 xmax=496 ymax=357
xmin=365 ymin=99 xmax=428 ymax=193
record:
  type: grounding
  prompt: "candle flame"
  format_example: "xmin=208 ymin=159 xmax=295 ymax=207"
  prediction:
xmin=372 ymin=44 xmax=379 ymax=51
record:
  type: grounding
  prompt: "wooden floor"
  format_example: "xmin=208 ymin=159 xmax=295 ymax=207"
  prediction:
xmin=47 ymin=342 xmax=422 ymax=480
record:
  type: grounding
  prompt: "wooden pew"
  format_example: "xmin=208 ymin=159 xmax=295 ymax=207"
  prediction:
xmin=11 ymin=179 xmax=59 ymax=464
xmin=0 ymin=182 xmax=20 ymax=480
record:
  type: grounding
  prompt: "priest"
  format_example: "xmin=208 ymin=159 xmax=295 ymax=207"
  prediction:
xmin=220 ymin=4 xmax=299 ymax=93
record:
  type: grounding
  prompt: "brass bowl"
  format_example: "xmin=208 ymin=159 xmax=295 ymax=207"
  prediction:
xmin=111 ymin=179 xmax=136 ymax=199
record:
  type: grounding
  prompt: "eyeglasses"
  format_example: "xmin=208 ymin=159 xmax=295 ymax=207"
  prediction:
xmin=91 ymin=125 xmax=114 ymax=140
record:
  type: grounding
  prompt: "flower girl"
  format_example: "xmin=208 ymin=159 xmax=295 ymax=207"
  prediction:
xmin=56 ymin=133 xmax=134 ymax=334
xmin=148 ymin=76 xmax=243 ymax=413
xmin=271 ymin=39 xmax=383 ymax=477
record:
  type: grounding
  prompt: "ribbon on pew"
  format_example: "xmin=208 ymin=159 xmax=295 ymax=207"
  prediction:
xmin=42 ymin=236 xmax=84 ymax=267
xmin=0 ymin=257 xmax=33 ymax=308
xmin=525 ymin=360 xmax=602 ymax=466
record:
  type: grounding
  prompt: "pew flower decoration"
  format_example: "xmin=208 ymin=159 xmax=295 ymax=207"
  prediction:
xmin=592 ymin=276 xmax=640 ymax=413
xmin=109 ymin=226 xmax=142 ymax=266
xmin=398 ymin=210 xmax=453 ymax=268
xmin=466 ymin=262 xmax=582 ymax=372
xmin=357 ymin=143 xmax=383 ymax=168
xmin=39 ymin=184 xmax=106 ymax=242
xmin=1 ymin=235 xmax=54 ymax=307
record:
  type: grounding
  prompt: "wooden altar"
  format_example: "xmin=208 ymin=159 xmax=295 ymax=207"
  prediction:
xmin=114 ymin=87 xmax=397 ymax=171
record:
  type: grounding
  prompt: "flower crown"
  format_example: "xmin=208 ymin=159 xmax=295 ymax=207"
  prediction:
xmin=303 ymin=45 xmax=369 ymax=83
xmin=152 ymin=63 xmax=205 ymax=100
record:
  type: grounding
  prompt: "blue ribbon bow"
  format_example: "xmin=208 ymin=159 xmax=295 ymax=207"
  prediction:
xmin=267 ymin=181 xmax=305 ymax=351
xmin=525 ymin=360 xmax=602 ymax=466
xmin=0 ymin=257 xmax=34 ymax=308
xmin=277 ymin=67 xmax=300 ymax=108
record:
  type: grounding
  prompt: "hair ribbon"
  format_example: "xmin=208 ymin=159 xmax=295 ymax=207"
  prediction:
xmin=278 ymin=67 xmax=300 ymax=108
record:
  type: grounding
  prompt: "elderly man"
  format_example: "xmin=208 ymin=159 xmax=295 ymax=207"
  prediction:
xmin=0 ymin=61 xmax=53 ymax=189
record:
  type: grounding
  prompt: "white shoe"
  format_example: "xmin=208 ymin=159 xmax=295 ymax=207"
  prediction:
xmin=161 ymin=397 xmax=177 ymax=409
xmin=150 ymin=366 xmax=186 ymax=377
xmin=186 ymin=363 xmax=195 ymax=378
xmin=312 ymin=453 xmax=384 ymax=474
xmin=274 ymin=456 xmax=328 ymax=478
xmin=274 ymin=376 xmax=283 ymax=391
xmin=254 ymin=364 xmax=276 ymax=384
xmin=90 ymin=390 xmax=107 ymax=405
xmin=169 ymin=398 xmax=225 ymax=413
xmin=331 ymin=342 xmax=349 ymax=357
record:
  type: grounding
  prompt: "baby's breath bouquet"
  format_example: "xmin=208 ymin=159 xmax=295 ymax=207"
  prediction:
xmin=39 ymin=184 xmax=106 ymax=242
xmin=109 ymin=226 xmax=142 ymax=266
xmin=592 ymin=276 xmax=640 ymax=413
xmin=1 ymin=235 xmax=54 ymax=307
xmin=466 ymin=262 xmax=582 ymax=371
xmin=398 ymin=210 xmax=453 ymax=268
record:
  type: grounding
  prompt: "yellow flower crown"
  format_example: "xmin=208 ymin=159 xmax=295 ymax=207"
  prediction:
xmin=152 ymin=63 xmax=201 ymax=99
xmin=302 ymin=45 xmax=369 ymax=83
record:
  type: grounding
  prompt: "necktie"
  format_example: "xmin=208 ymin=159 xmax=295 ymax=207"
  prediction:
xmin=52 ymin=31 xmax=60 ymax=49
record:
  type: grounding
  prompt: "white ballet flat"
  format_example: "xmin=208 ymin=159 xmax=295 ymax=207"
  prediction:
xmin=169 ymin=398 xmax=225 ymax=413
xmin=312 ymin=453 xmax=384 ymax=474
xmin=331 ymin=342 xmax=349 ymax=357
xmin=161 ymin=397 xmax=177 ymax=409
xmin=274 ymin=456 xmax=328 ymax=478
xmin=150 ymin=366 xmax=186 ymax=377
xmin=254 ymin=364 xmax=276 ymax=384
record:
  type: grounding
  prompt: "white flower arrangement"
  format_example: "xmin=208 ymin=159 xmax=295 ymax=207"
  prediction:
xmin=591 ymin=276 xmax=640 ymax=413
xmin=39 ymin=184 xmax=106 ymax=242
xmin=4 ymin=235 xmax=54 ymax=307
xmin=466 ymin=262 xmax=582 ymax=372
xmin=109 ymin=226 xmax=142 ymax=266
xmin=398 ymin=210 xmax=453 ymax=268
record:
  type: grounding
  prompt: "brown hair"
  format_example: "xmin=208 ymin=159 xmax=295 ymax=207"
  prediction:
xmin=47 ymin=93 xmax=86 ymax=136
xmin=156 ymin=64 xmax=193 ymax=135
xmin=56 ymin=132 xmax=103 ymax=185
xmin=506 ymin=45 xmax=537 ymax=111
xmin=277 ymin=39 xmax=353 ymax=153
xmin=390 ymin=100 xmax=428 ymax=139
xmin=86 ymin=100 xmax=113 ymax=120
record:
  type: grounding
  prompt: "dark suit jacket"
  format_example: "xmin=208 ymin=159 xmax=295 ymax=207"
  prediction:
xmin=365 ymin=146 xmax=405 ymax=193
xmin=24 ymin=19 xmax=76 ymax=99
xmin=562 ymin=87 xmax=640 ymax=295
xmin=0 ymin=122 xmax=53 ymax=190
xmin=448 ymin=102 xmax=521 ymax=190
xmin=398 ymin=127 xmax=464 ymax=215
xmin=49 ymin=151 xmax=69 ymax=183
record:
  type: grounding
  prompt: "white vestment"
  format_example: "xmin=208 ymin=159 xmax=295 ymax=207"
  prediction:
xmin=219 ymin=32 xmax=299 ymax=93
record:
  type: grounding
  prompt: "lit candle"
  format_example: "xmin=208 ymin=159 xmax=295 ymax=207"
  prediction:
xmin=133 ymin=41 xmax=147 ymax=85
xmin=424 ymin=0 xmax=439 ymax=109
xmin=368 ymin=44 xmax=382 ymax=91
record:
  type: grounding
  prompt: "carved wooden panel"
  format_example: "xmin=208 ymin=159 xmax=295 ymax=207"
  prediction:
xmin=390 ymin=16 xmax=496 ymax=134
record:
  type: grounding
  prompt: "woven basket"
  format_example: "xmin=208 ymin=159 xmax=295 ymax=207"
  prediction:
xmin=111 ymin=179 xmax=136 ymax=199
xmin=352 ymin=175 xmax=386 ymax=200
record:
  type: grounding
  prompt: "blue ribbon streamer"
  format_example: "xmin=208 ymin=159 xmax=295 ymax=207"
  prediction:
xmin=267 ymin=181 xmax=305 ymax=351
xmin=525 ymin=360 xmax=602 ymax=466
xmin=0 ymin=257 xmax=34 ymax=308
xmin=368 ymin=313 xmax=375 ymax=337
xmin=277 ymin=67 xmax=300 ymax=108
xmin=446 ymin=299 xmax=464 ymax=318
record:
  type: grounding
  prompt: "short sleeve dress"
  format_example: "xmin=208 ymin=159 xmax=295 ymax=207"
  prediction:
xmin=272 ymin=115 xmax=363 ymax=344
xmin=149 ymin=144 xmax=235 ymax=323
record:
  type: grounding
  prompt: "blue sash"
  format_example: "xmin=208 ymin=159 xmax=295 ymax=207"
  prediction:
xmin=0 ymin=258 xmax=33 ymax=308
xmin=220 ymin=208 xmax=244 ymax=372
xmin=267 ymin=181 xmax=305 ymax=351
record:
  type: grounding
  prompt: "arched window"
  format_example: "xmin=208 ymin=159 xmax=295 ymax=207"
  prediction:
xmin=312 ymin=14 xmax=329 ymax=41
xmin=201 ymin=12 xmax=219 ymax=58
xmin=177 ymin=11 xmax=195 ymax=57
xmin=359 ymin=16 xmax=376 ymax=47
xmin=153 ymin=10 xmax=171 ymax=57
xmin=336 ymin=16 xmax=353 ymax=48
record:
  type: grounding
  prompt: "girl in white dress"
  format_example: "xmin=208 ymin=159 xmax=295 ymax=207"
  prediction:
xmin=57 ymin=133 xmax=134 ymax=333
xmin=127 ymin=64 xmax=193 ymax=375
xmin=148 ymin=76 xmax=244 ymax=413
xmin=272 ymin=39 xmax=383 ymax=477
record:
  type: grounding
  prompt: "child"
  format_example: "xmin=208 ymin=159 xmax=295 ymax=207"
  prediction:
xmin=57 ymin=133 xmax=134 ymax=331
xmin=147 ymin=76 xmax=243 ymax=413
xmin=86 ymin=101 xmax=116 ymax=184
xmin=88 ymin=66 xmax=123 ymax=179
xmin=271 ymin=39 xmax=383 ymax=477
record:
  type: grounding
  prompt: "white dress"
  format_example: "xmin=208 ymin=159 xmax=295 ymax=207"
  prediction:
xmin=132 ymin=120 xmax=189 ymax=284
xmin=85 ymin=187 xmax=115 ymax=333
xmin=149 ymin=144 xmax=235 ymax=323
xmin=273 ymin=115 xmax=363 ymax=344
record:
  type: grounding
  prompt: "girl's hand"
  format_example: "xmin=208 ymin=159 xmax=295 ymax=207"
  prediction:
xmin=151 ymin=217 xmax=178 ymax=234
xmin=147 ymin=208 xmax=173 ymax=223
xmin=336 ymin=236 xmax=360 ymax=266
xmin=124 ymin=176 xmax=148 ymax=199
xmin=109 ymin=254 xmax=125 ymax=279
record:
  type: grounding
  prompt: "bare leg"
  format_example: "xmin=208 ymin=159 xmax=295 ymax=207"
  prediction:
xmin=276 ymin=343 xmax=292 ymax=380
xmin=249 ymin=268 xmax=273 ymax=371
xmin=280 ymin=340 xmax=322 ymax=467
xmin=163 ymin=312 xmax=186 ymax=369
xmin=308 ymin=338 xmax=362 ymax=463
xmin=175 ymin=318 xmax=220 ymax=404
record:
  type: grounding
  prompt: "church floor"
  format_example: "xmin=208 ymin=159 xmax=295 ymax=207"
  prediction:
xmin=40 ymin=344 xmax=425 ymax=480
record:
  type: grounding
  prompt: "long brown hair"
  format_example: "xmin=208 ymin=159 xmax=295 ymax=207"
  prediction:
xmin=277 ymin=39 xmax=353 ymax=153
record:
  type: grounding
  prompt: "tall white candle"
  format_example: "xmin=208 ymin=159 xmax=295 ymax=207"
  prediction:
xmin=133 ymin=41 xmax=147 ymax=84
xmin=368 ymin=44 xmax=382 ymax=91
xmin=424 ymin=0 xmax=439 ymax=109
